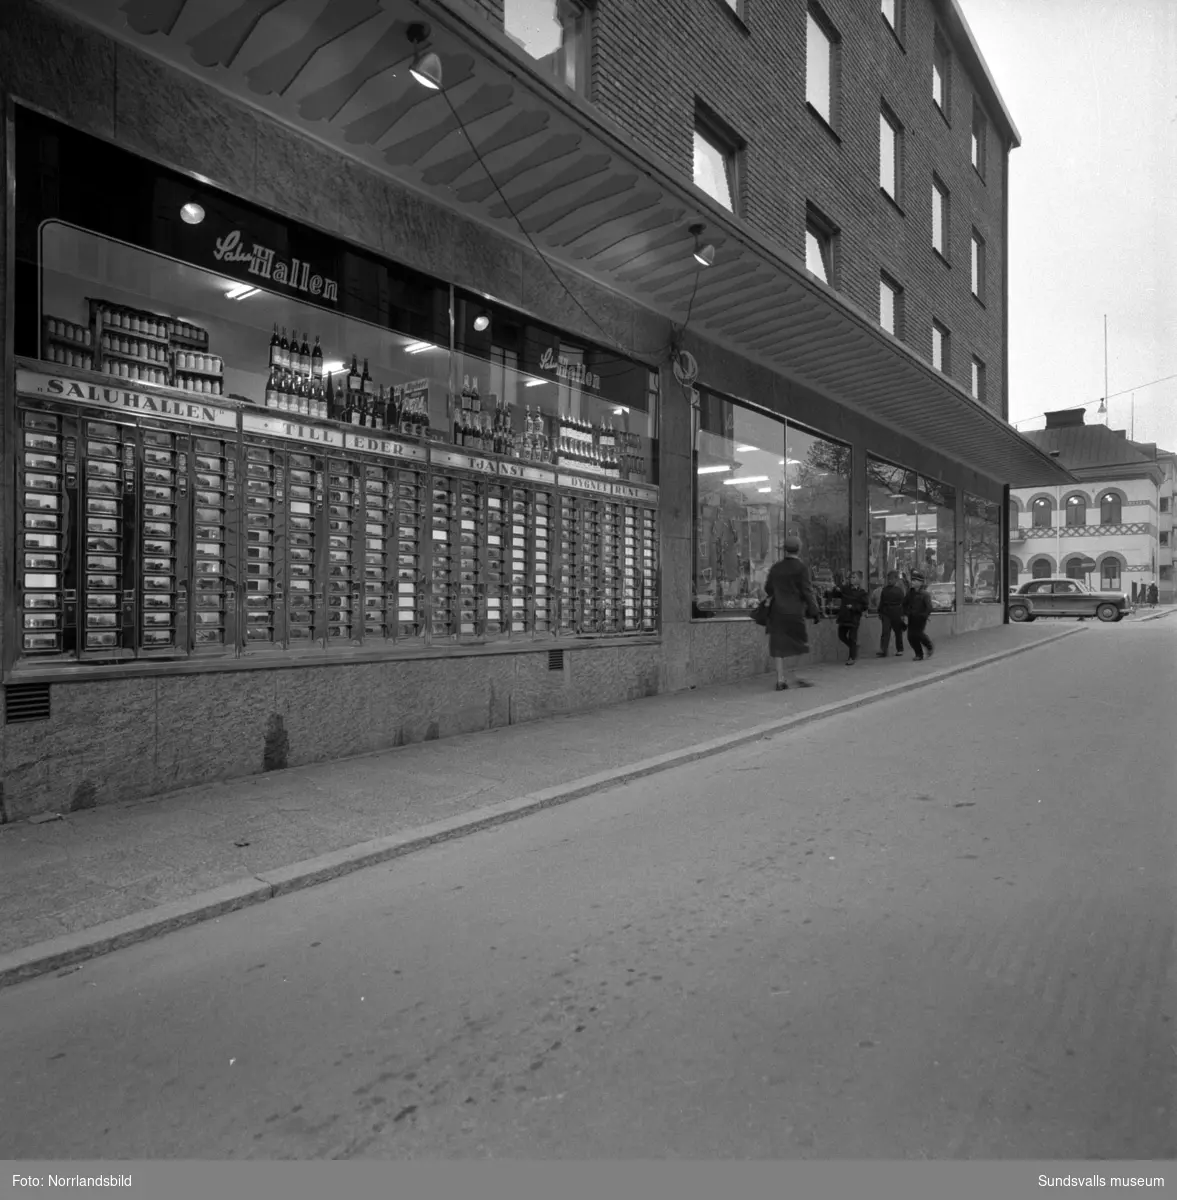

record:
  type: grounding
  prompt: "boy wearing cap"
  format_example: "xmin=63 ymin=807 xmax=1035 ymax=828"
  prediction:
xmin=903 ymin=571 xmax=935 ymax=660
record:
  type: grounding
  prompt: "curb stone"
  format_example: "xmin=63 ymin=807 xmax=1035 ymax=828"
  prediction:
xmin=0 ymin=624 xmax=1083 ymax=989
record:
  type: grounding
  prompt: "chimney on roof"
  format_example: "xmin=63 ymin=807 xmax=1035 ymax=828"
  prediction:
xmin=1044 ymin=409 xmax=1086 ymax=428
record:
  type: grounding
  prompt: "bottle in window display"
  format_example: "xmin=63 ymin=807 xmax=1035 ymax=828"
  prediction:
xmin=311 ymin=335 xmax=323 ymax=380
xmin=348 ymin=355 xmax=362 ymax=395
xmin=269 ymin=324 xmax=281 ymax=369
xmin=265 ymin=367 xmax=279 ymax=410
xmin=299 ymin=332 xmax=312 ymax=377
xmin=278 ymin=327 xmax=290 ymax=371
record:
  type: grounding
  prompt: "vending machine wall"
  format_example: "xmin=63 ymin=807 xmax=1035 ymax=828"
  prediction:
xmin=9 ymin=368 xmax=660 ymax=674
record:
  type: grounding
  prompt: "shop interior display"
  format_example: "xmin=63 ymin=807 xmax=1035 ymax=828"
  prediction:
xmin=17 ymin=297 xmax=660 ymax=664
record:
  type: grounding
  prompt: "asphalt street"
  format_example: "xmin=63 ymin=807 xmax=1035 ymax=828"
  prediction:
xmin=2 ymin=619 xmax=1174 ymax=1160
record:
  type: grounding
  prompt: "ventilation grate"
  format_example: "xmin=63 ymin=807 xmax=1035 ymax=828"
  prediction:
xmin=5 ymin=682 xmax=51 ymax=724
xmin=547 ymin=649 xmax=565 ymax=672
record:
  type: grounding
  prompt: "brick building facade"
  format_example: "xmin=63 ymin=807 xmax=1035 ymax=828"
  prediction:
xmin=0 ymin=0 xmax=1068 ymax=819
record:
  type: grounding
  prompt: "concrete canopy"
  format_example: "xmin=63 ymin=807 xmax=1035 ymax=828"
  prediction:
xmin=47 ymin=0 xmax=1073 ymax=488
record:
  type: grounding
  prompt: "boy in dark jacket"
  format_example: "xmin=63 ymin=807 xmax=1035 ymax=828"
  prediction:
xmin=903 ymin=571 xmax=935 ymax=660
xmin=834 ymin=570 xmax=868 ymax=665
xmin=875 ymin=571 xmax=906 ymax=657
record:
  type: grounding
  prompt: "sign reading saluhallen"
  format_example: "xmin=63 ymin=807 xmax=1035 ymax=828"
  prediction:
xmin=212 ymin=230 xmax=339 ymax=302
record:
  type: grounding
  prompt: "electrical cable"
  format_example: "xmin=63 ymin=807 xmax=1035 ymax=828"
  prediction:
xmin=438 ymin=85 xmax=703 ymax=370
xmin=439 ymin=86 xmax=630 ymax=353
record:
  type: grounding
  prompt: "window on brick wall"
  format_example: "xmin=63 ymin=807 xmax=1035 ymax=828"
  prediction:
xmin=879 ymin=273 xmax=903 ymax=337
xmin=693 ymin=104 xmax=742 ymax=212
xmin=932 ymin=30 xmax=951 ymax=117
xmin=880 ymin=105 xmax=902 ymax=201
xmin=932 ymin=176 xmax=949 ymax=256
xmin=971 ymin=101 xmax=988 ymax=177
xmin=805 ymin=203 xmax=839 ymax=286
xmin=971 ymin=229 xmax=986 ymax=300
xmin=504 ymin=0 xmax=591 ymax=96
xmin=971 ymin=356 xmax=986 ymax=402
xmin=806 ymin=6 xmax=840 ymax=127
xmin=932 ymin=320 xmax=949 ymax=372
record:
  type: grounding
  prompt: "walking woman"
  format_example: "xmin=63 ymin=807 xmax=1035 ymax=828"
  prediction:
xmin=764 ymin=535 xmax=822 ymax=690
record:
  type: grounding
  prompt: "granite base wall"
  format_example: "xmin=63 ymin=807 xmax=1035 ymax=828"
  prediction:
xmin=0 ymin=643 xmax=662 ymax=822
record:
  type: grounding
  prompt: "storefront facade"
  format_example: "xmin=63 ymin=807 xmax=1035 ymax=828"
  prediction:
xmin=0 ymin=0 xmax=1070 ymax=819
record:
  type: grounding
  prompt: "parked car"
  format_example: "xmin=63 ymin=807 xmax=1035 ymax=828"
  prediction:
xmin=926 ymin=582 xmax=956 ymax=611
xmin=1007 ymin=577 xmax=1128 ymax=623
xmin=966 ymin=584 xmax=999 ymax=604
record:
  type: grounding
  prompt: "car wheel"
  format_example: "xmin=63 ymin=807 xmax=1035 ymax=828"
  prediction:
xmin=1009 ymin=603 xmax=1031 ymax=622
xmin=1096 ymin=603 xmax=1119 ymax=622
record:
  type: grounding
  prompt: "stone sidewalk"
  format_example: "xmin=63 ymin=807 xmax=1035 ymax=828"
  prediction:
xmin=0 ymin=621 xmax=1084 ymax=986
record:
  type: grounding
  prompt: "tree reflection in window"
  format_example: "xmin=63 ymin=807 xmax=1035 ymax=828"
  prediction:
xmin=964 ymin=494 xmax=1001 ymax=601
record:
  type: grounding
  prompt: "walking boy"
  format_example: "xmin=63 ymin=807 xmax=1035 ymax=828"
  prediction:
xmin=903 ymin=570 xmax=935 ymax=660
xmin=835 ymin=570 xmax=868 ymax=665
xmin=875 ymin=571 xmax=906 ymax=657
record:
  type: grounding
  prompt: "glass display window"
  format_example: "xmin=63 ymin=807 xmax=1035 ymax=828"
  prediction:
xmin=453 ymin=292 xmax=658 ymax=485
xmin=963 ymin=495 xmax=1002 ymax=603
xmin=867 ymin=456 xmax=957 ymax=611
xmin=693 ymin=390 xmax=850 ymax=616
xmin=8 ymin=106 xmax=661 ymax=671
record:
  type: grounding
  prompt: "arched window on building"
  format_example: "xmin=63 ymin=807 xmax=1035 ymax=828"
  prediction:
xmin=1032 ymin=559 xmax=1052 ymax=579
xmin=1100 ymin=559 xmax=1121 ymax=590
xmin=1099 ymin=493 xmax=1121 ymax=525
xmin=1065 ymin=558 xmax=1086 ymax=580
xmin=1008 ymin=557 xmax=1021 ymax=586
xmin=1065 ymin=495 xmax=1086 ymax=526
xmin=1032 ymin=497 xmax=1052 ymax=528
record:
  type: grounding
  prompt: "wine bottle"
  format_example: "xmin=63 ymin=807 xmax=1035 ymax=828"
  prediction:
xmin=348 ymin=355 xmax=361 ymax=395
xmin=470 ymin=376 xmax=481 ymax=415
xmin=269 ymin=324 xmax=281 ymax=370
xmin=460 ymin=375 xmax=471 ymax=413
xmin=265 ymin=367 xmax=278 ymax=410
xmin=300 ymin=332 xmax=312 ymax=377
xmin=279 ymin=327 xmax=290 ymax=372
xmin=311 ymin=335 xmax=323 ymax=380
xmin=325 ymin=372 xmax=337 ymax=421
xmin=361 ymin=357 xmax=373 ymax=402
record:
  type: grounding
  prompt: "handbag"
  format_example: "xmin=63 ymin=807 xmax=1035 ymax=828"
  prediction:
xmin=751 ymin=595 xmax=772 ymax=627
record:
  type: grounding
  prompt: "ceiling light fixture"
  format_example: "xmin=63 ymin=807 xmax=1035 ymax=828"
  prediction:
xmin=225 ymin=282 xmax=259 ymax=300
xmin=735 ymin=444 xmax=758 ymax=453
xmin=525 ymin=379 xmax=546 ymax=388
xmin=473 ymin=313 xmax=490 ymax=332
xmin=757 ymin=487 xmax=772 ymax=493
xmin=689 ymin=222 xmax=715 ymax=268
xmin=407 ymin=23 xmax=443 ymax=90
xmin=321 ymin=361 xmax=346 ymax=375
xmin=724 ymin=475 xmax=770 ymax=485
xmin=404 ymin=341 xmax=434 ymax=354
xmin=180 ymin=202 xmax=205 ymax=225
xmin=697 ymin=464 xmax=732 ymax=475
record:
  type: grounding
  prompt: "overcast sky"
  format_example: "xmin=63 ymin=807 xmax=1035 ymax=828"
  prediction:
xmin=959 ymin=0 xmax=1177 ymax=452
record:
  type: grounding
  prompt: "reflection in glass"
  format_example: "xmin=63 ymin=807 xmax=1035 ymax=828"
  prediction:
xmin=693 ymin=392 xmax=850 ymax=616
xmin=867 ymin=457 xmax=957 ymax=611
xmin=964 ymin=492 xmax=1003 ymax=600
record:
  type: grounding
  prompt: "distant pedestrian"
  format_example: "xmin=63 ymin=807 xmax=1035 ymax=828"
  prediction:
xmin=875 ymin=570 xmax=907 ymax=657
xmin=903 ymin=571 xmax=935 ymax=660
xmin=835 ymin=570 xmax=868 ymax=665
xmin=764 ymin=535 xmax=822 ymax=691
xmin=1148 ymin=582 xmax=1159 ymax=607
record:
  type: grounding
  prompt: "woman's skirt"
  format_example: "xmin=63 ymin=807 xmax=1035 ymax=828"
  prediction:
xmin=768 ymin=614 xmax=809 ymax=658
